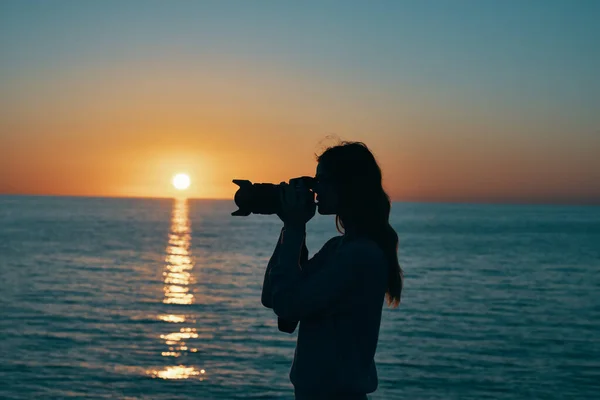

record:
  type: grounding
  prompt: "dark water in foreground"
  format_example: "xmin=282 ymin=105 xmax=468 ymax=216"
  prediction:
xmin=1 ymin=196 xmax=599 ymax=399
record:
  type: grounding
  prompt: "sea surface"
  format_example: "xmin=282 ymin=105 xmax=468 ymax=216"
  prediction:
xmin=1 ymin=196 xmax=599 ymax=399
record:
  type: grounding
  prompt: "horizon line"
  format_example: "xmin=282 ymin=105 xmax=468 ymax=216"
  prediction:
xmin=1 ymin=193 xmax=599 ymax=207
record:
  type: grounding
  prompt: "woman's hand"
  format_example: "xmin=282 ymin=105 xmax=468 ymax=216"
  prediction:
xmin=278 ymin=178 xmax=316 ymax=228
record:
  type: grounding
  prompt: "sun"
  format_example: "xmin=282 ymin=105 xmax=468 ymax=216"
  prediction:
xmin=172 ymin=174 xmax=191 ymax=190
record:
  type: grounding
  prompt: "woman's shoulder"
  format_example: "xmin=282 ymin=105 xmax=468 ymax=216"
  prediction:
xmin=325 ymin=235 xmax=344 ymax=244
xmin=338 ymin=235 xmax=385 ymax=262
xmin=321 ymin=234 xmax=384 ymax=263
xmin=321 ymin=235 xmax=344 ymax=251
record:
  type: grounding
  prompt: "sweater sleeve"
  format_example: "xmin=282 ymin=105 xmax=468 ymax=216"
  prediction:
xmin=262 ymin=231 xmax=341 ymax=308
xmin=261 ymin=227 xmax=285 ymax=309
xmin=299 ymin=235 xmax=343 ymax=277
xmin=270 ymin=236 xmax=379 ymax=321
xmin=261 ymin=227 xmax=310 ymax=334
xmin=262 ymin=231 xmax=343 ymax=333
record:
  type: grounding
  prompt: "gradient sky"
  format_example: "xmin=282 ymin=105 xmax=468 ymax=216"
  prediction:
xmin=1 ymin=0 xmax=599 ymax=203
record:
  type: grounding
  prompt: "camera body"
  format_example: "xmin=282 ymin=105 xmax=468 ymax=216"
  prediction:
xmin=231 ymin=176 xmax=316 ymax=216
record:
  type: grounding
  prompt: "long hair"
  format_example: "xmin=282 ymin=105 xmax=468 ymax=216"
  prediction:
xmin=316 ymin=141 xmax=403 ymax=307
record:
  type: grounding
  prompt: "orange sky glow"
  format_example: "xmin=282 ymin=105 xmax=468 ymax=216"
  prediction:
xmin=1 ymin=3 xmax=599 ymax=205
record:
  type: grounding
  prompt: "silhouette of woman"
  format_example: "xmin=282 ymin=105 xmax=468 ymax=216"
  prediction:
xmin=261 ymin=141 xmax=404 ymax=400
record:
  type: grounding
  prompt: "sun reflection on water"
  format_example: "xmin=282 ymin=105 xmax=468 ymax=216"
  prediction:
xmin=149 ymin=366 xmax=206 ymax=380
xmin=147 ymin=198 xmax=206 ymax=381
xmin=163 ymin=200 xmax=194 ymax=305
xmin=157 ymin=314 xmax=186 ymax=323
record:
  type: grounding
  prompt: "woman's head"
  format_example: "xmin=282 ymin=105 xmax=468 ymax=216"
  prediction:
xmin=314 ymin=141 xmax=388 ymax=229
xmin=314 ymin=140 xmax=403 ymax=307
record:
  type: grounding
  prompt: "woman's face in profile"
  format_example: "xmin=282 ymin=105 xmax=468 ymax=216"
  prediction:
xmin=314 ymin=163 xmax=338 ymax=215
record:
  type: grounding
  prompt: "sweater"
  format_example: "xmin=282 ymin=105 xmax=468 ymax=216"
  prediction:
xmin=261 ymin=227 xmax=388 ymax=396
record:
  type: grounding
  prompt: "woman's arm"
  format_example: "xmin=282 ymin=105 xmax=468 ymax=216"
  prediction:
xmin=261 ymin=227 xmax=285 ymax=309
xmin=270 ymin=226 xmax=382 ymax=321
xmin=261 ymin=226 xmax=307 ymax=334
xmin=261 ymin=226 xmax=310 ymax=307
xmin=263 ymin=225 xmax=337 ymax=307
xmin=262 ymin=227 xmax=340 ymax=332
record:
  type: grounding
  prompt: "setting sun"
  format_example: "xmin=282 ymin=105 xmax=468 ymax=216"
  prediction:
xmin=172 ymin=174 xmax=191 ymax=191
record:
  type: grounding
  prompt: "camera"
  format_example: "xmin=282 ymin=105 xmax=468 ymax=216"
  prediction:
xmin=231 ymin=176 xmax=316 ymax=216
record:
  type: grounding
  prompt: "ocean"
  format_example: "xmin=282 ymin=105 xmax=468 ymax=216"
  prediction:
xmin=0 ymin=196 xmax=598 ymax=399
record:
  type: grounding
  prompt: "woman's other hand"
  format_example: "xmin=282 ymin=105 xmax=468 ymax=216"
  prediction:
xmin=278 ymin=178 xmax=316 ymax=227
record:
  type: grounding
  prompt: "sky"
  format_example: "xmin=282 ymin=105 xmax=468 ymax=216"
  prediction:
xmin=1 ymin=0 xmax=599 ymax=204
